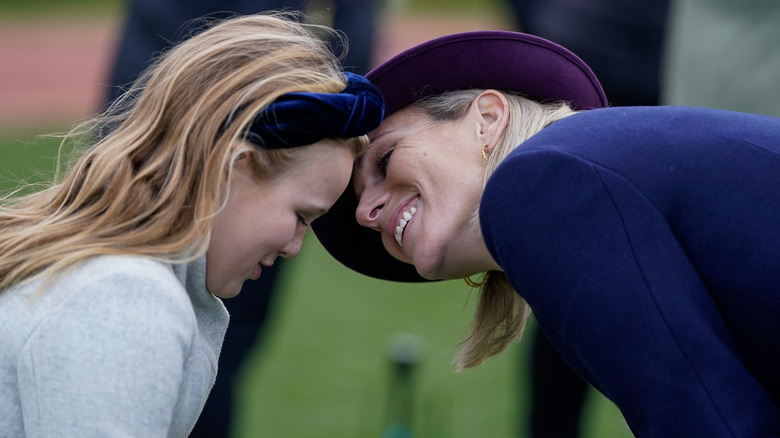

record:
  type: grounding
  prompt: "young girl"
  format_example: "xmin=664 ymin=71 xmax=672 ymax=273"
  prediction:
xmin=312 ymin=31 xmax=780 ymax=436
xmin=0 ymin=14 xmax=383 ymax=436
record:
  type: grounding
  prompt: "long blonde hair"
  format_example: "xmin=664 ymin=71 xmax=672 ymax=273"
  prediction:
xmin=0 ymin=13 xmax=365 ymax=293
xmin=410 ymin=89 xmax=576 ymax=370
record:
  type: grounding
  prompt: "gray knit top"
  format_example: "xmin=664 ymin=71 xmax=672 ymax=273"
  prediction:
xmin=0 ymin=255 xmax=229 ymax=437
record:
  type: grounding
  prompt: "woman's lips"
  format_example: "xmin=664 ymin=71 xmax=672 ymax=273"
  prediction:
xmin=386 ymin=197 xmax=419 ymax=247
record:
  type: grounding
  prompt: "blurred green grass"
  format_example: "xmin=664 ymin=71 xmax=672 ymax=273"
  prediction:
xmin=0 ymin=132 xmax=69 ymax=196
xmin=231 ymin=234 xmax=632 ymax=438
xmin=0 ymin=0 xmax=120 ymax=17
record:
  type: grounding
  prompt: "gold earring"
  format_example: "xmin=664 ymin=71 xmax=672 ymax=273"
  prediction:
xmin=464 ymin=272 xmax=490 ymax=288
xmin=481 ymin=144 xmax=489 ymax=163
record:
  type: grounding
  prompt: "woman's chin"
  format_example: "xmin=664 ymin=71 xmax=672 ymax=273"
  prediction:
xmin=414 ymin=252 xmax=480 ymax=281
xmin=412 ymin=255 xmax=446 ymax=280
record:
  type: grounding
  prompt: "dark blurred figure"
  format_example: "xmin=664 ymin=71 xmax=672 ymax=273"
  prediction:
xmin=107 ymin=0 xmax=377 ymax=102
xmin=509 ymin=0 xmax=670 ymax=107
xmin=662 ymin=0 xmax=780 ymax=117
xmin=104 ymin=2 xmax=376 ymax=437
xmin=506 ymin=1 xmax=670 ymax=436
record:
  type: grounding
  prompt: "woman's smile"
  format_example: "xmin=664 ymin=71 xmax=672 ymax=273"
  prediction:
xmin=388 ymin=197 xmax=419 ymax=247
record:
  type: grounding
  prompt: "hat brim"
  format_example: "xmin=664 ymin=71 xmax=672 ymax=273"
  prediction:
xmin=312 ymin=31 xmax=607 ymax=282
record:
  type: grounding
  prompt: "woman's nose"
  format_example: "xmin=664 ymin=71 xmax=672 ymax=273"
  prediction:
xmin=355 ymin=188 xmax=385 ymax=230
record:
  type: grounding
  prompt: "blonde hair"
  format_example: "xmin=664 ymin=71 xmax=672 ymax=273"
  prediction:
xmin=410 ymin=89 xmax=576 ymax=370
xmin=0 ymin=13 xmax=366 ymax=293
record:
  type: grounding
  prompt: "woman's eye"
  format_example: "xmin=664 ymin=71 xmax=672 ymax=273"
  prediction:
xmin=375 ymin=147 xmax=394 ymax=174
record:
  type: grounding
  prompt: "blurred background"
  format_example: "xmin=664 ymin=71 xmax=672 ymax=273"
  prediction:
xmin=0 ymin=0 xmax=633 ymax=436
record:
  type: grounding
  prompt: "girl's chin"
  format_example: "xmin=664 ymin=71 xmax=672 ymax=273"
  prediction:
xmin=207 ymin=280 xmax=243 ymax=299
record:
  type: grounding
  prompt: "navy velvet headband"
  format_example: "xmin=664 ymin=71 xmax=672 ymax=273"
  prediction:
xmin=241 ymin=71 xmax=385 ymax=148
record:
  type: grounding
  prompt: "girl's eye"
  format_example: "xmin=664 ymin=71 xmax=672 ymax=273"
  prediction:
xmin=297 ymin=214 xmax=309 ymax=227
xmin=375 ymin=147 xmax=394 ymax=174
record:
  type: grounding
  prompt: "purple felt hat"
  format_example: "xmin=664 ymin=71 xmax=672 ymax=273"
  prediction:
xmin=311 ymin=30 xmax=607 ymax=282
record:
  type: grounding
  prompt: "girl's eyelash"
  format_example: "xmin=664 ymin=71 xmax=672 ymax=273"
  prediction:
xmin=297 ymin=214 xmax=309 ymax=227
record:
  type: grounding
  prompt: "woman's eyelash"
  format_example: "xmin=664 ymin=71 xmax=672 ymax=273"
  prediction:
xmin=375 ymin=147 xmax=394 ymax=173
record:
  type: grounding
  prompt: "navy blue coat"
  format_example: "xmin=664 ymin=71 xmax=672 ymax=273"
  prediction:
xmin=481 ymin=106 xmax=780 ymax=436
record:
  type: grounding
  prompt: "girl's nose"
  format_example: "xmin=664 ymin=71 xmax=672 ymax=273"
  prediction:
xmin=280 ymin=227 xmax=305 ymax=258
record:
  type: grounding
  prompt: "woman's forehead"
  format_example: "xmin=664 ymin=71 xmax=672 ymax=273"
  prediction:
xmin=369 ymin=108 xmax=433 ymax=143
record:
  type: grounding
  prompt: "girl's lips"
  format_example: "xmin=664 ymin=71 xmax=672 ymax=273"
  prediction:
xmin=252 ymin=263 xmax=262 ymax=280
xmin=252 ymin=259 xmax=274 ymax=280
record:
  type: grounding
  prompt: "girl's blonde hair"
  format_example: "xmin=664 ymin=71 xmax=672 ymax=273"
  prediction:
xmin=410 ymin=89 xmax=576 ymax=370
xmin=0 ymin=13 xmax=365 ymax=293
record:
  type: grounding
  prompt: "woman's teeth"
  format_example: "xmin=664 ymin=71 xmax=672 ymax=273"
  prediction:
xmin=394 ymin=207 xmax=417 ymax=247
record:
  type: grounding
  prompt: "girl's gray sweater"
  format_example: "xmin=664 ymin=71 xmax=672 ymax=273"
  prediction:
xmin=0 ymin=255 xmax=229 ymax=437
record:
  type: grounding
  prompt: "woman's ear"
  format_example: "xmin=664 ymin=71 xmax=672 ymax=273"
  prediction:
xmin=472 ymin=90 xmax=510 ymax=151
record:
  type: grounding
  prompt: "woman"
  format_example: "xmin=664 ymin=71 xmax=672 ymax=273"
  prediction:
xmin=0 ymin=14 xmax=383 ymax=436
xmin=312 ymin=31 xmax=780 ymax=436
